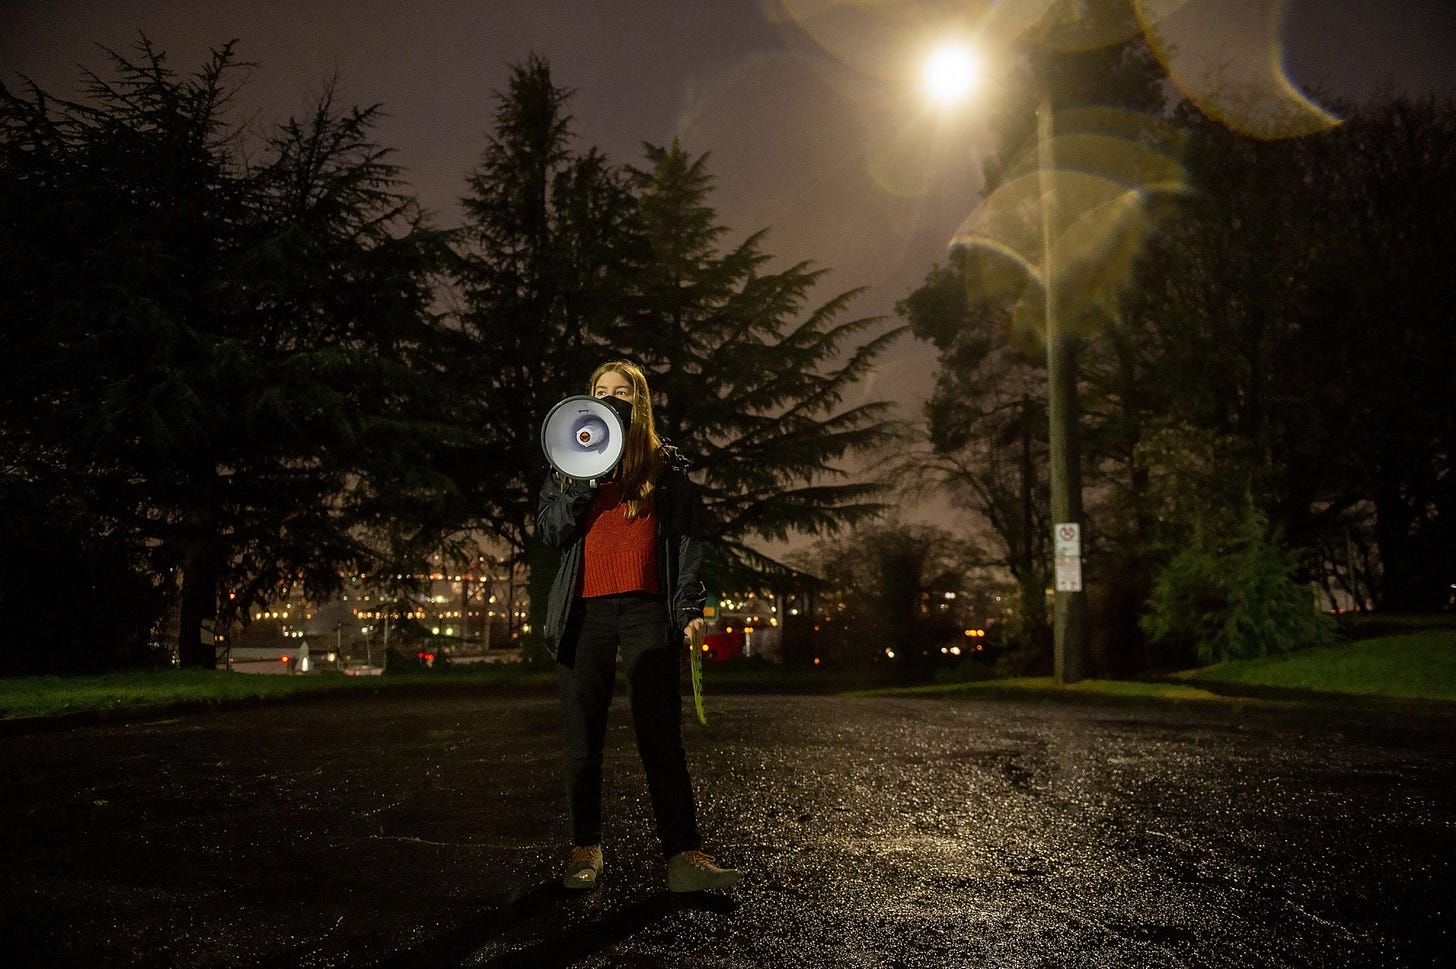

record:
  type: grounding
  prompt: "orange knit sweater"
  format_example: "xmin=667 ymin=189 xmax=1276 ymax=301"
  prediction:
xmin=581 ymin=481 xmax=659 ymax=598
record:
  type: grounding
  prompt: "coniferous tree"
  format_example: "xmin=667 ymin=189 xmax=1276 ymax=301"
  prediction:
xmin=452 ymin=56 xmax=642 ymax=648
xmin=0 ymin=39 xmax=456 ymax=668
xmin=619 ymin=142 xmax=904 ymax=586
xmin=453 ymin=55 xmax=640 ymax=559
xmin=455 ymin=64 xmax=904 ymax=632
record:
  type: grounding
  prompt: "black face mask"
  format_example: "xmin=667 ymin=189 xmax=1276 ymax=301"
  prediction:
xmin=599 ymin=393 xmax=634 ymax=429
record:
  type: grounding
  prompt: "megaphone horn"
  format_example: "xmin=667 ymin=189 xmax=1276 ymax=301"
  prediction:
xmin=541 ymin=395 xmax=628 ymax=481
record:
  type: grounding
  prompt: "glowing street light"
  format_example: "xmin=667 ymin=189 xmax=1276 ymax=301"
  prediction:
xmin=927 ymin=39 xmax=1087 ymax=683
xmin=922 ymin=43 xmax=979 ymax=105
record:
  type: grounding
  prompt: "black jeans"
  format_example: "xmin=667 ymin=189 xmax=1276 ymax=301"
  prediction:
xmin=557 ymin=592 xmax=701 ymax=856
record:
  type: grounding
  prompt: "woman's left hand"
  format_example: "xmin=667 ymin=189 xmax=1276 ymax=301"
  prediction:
xmin=684 ymin=617 xmax=706 ymax=642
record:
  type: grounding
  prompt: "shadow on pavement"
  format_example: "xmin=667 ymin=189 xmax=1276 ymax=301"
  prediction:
xmin=359 ymin=880 xmax=736 ymax=968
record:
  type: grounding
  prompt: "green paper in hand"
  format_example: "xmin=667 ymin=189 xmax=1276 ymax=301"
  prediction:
xmin=688 ymin=626 xmax=707 ymax=726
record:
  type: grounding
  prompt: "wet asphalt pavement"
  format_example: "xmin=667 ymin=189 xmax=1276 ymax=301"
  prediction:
xmin=0 ymin=690 xmax=1452 ymax=968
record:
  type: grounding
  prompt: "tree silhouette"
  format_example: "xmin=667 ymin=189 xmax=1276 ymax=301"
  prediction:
xmin=0 ymin=38 xmax=456 ymax=667
xmin=621 ymin=141 xmax=903 ymax=587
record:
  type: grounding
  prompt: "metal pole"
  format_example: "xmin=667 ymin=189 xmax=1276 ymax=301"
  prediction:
xmin=461 ymin=570 xmax=469 ymax=650
xmin=1037 ymin=88 xmax=1087 ymax=683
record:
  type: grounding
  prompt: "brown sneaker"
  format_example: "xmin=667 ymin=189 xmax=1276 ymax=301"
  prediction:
xmin=562 ymin=844 xmax=603 ymax=891
xmin=667 ymin=850 xmax=742 ymax=893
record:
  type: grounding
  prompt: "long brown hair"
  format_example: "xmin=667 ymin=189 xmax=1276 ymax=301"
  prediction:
xmin=589 ymin=360 xmax=662 ymax=518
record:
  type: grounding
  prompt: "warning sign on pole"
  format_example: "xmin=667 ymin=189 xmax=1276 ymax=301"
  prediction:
xmin=1054 ymin=522 xmax=1082 ymax=592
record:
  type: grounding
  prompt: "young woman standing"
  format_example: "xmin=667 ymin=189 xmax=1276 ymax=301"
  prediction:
xmin=536 ymin=360 xmax=741 ymax=893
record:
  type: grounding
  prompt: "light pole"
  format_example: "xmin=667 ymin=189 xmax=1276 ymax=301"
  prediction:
xmin=927 ymin=42 xmax=1086 ymax=682
xmin=1035 ymin=86 xmax=1087 ymax=684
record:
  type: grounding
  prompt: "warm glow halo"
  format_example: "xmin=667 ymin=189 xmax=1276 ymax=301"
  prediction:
xmin=923 ymin=43 xmax=978 ymax=104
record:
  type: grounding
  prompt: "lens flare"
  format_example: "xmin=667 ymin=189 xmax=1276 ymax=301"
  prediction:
xmin=1136 ymin=0 xmax=1340 ymax=139
xmin=950 ymin=108 xmax=1190 ymax=342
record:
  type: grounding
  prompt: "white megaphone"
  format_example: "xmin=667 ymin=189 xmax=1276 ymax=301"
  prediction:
xmin=540 ymin=395 xmax=629 ymax=481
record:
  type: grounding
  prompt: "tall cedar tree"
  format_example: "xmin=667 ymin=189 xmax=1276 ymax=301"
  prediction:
xmin=621 ymin=142 xmax=903 ymax=587
xmin=0 ymin=40 xmax=456 ymax=668
xmin=453 ymin=56 xmax=640 ymax=606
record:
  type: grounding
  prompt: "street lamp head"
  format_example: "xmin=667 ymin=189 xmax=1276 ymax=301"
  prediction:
xmin=923 ymin=43 xmax=979 ymax=105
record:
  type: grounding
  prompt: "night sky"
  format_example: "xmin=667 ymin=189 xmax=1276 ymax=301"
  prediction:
xmin=5 ymin=1 xmax=1455 ymax=508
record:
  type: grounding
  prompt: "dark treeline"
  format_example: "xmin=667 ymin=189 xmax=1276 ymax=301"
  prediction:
xmin=0 ymin=42 xmax=898 ymax=673
xmin=897 ymin=35 xmax=1456 ymax=674
xmin=4 ymin=34 xmax=1452 ymax=678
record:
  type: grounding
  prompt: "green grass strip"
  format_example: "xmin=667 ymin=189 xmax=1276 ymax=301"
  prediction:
xmin=0 ymin=665 xmax=549 ymax=721
xmin=4 ymin=627 xmax=1453 ymax=720
xmin=846 ymin=677 xmax=1230 ymax=702
xmin=1177 ymin=628 xmax=1456 ymax=702
xmin=852 ymin=629 xmax=1456 ymax=705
